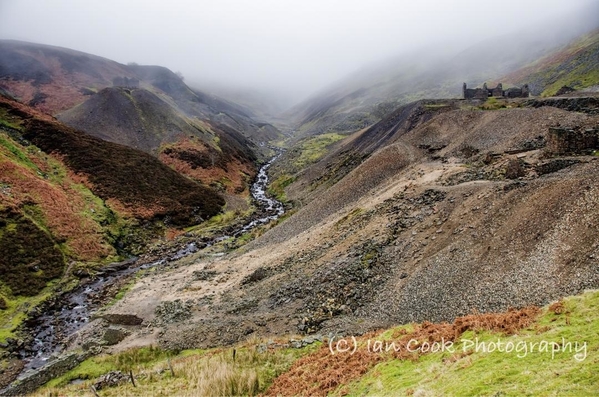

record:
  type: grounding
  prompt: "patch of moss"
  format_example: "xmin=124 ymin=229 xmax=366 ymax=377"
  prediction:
xmin=0 ymin=108 xmax=23 ymax=131
xmin=0 ymin=282 xmax=56 ymax=343
xmin=0 ymin=134 xmax=38 ymax=171
xmin=268 ymin=173 xmax=296 ymax=202
xmin=293 ymin=133 xmax=345 ymax=169
xmin=107 ymin=279 xmax=136 ymax=307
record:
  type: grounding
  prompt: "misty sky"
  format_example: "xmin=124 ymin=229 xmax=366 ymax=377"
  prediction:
xmin=0 ymin=0 xmax=595 ymax=104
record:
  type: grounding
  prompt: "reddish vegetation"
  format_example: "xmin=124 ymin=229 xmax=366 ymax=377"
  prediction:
xmin=0 ymin=78 xmax=87 ymax=115
xmin=159 ymin=137 xmax=255 ymax=195
xmin=0 ymin=94 xmax=227 ymax=294
xmin=0 ymin=96 xmax=225 ymax=226
xmin=265 ymin=307 xmax=540 ymax=396
xmin=0 ymin=41 xmax=137 ymax=114
xmin=0 ymin=156 xmax=111 ymax=261
xmin=549 ymin=300 xmax=565 ymax=315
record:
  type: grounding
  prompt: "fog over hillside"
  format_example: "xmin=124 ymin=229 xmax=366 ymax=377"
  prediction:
xmin=0 ymin=0 xmax=596 ymax=108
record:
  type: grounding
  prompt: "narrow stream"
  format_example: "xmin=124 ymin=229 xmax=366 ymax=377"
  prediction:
xmin=19 ymin=152 xmax=284 ymax=370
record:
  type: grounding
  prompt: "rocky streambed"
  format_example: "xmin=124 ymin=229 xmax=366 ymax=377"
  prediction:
xmin=3 ymin=152 xmax=284 ymax=391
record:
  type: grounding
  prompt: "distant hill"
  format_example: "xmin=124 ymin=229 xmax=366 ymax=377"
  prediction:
xmin=285 ymin=8 xmax=599 ymax=138
xmin=58 ymin=86 xmax=208 ymax=152
xmin=0 ymin=40 xmax=282 ymax=142
xmin=0 ymin=40 xmax=285 ymax=194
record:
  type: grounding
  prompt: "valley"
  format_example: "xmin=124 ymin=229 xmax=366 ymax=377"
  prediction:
xmin=1 ymin=9 xmax=599 ymax=396
xmin=18 ymin=151 xmax=284 ymax=372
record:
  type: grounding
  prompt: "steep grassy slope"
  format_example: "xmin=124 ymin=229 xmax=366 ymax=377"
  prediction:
xmin=502 ymin=29 xmax=599 ymax=96
xmin=129 ymin=64 xmax=284 ymax=144
xmin=0 ymin=93 xmax=225 ymax=262
xmin=0 ymin=102 xmax=116 ymax=297
xmin=30 ymin=290 xmax=599 ymax=396
xmin=57 ymin=87 xmax=208 ymax=152
xmin=16 ymin=114 xmax=224 ymax=227
xmin=58 ymin=85 xmax=259 ymax=194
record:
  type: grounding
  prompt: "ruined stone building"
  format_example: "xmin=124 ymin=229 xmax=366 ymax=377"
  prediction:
xmin=463 ymin=82 xmax=529 ymax=99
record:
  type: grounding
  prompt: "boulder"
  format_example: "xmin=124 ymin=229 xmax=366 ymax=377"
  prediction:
xmin=102 ymin=327 xmax=130 ymax=346
xmin=100 ymin=313 xmax=143 ymax=325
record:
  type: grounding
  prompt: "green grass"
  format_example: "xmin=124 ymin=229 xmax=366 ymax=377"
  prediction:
xmin=538 ymin=32 xmax=599 ymax=96
xmin=37 ymin=342 xmax=320 ymax=396
xmin=45 ymin=345 xmax=177 ymax=388
xmin=25 ymin=291 xmax=599 ymax=396
xmin=202 ymin=210 xmax=242 ymax=229
xmin=268 ymin=173 xmax=296 ymax=202
xmin=0 ymin=282 xmax=57 ymax=343
xmin=541 ymin=66 xmax=599 ymax=97
xmin=0 ymin=134 xmax=39 ymax=171
xmin=339 ymin=290 xmax=599 ymax=396
xmin=293 ymin=133 xmax=345 ymax=169
xmin=510 ymin=30 xmax=599 ymax=97
xmin=0 ymin=108 xmax=23 ymax=131
xmin=106 ymin=279 xmax=137 ymax=307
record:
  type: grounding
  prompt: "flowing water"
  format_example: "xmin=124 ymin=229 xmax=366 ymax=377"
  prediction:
xmin=20 ymin=152 xmax=284 ymax=370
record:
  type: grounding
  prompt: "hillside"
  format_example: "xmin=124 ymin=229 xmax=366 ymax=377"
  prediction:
xmin=57 ymin=86 xmax=258 ymax=194
xmin=2 ymin=12 xmax=599 ymax=395
xmin=0 ymin=94 xmax=224 ymax=293
xmin=0 ymin=93 xmax=230 ymax=388
xmin=6 ymin=93 xmax=599 ymax=393
xmin=502 ymin=28 xmax=599 ymax=96
xmin=0 ymin=40 xmax=282 ymax=145
xmin=67 ymin=94 xmax=597 ymax=375
xmin=0 ymin=40 xmax=139 ymax=114
xmin=57 ymin=86 xmax=208 ymax=153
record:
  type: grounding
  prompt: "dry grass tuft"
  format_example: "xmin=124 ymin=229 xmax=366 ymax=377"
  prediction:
xmin=177 ymin=351 xmax=261 ymax=397
xmin=548 ymin=300 xmax=565 ymax=315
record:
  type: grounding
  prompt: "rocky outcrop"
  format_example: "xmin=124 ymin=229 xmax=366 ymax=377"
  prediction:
xmin=152 ymin=299 xmax=193 ymax=326
xmin=93 ymin=371 xmax=129 ymax=390
xmin=546 ymin=126 xmax=599 ymax=155
xmin=526 ymin=97 xmax=599 ymax=114
xmin=102 ymin=327 xmax=131 ymax=345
